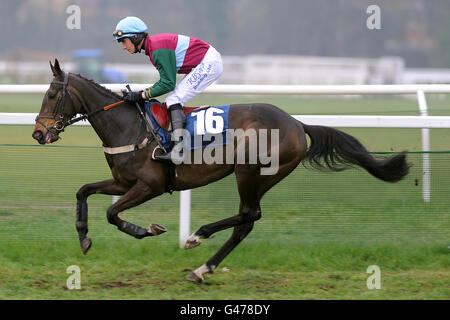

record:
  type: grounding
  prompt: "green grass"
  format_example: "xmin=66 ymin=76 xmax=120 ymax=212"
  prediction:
xmin=0 ymin=94 xmax=449 ymax=299
xmin=0 ymin=238 xmax=448 ymax=299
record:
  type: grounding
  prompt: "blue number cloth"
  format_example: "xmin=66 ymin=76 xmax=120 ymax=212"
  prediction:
xmin=145 ymin=102 xmax=230 ymax=151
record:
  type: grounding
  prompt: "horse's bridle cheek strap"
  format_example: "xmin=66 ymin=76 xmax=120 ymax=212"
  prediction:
xmin=35 ymin=72 xmax=71 ymax=132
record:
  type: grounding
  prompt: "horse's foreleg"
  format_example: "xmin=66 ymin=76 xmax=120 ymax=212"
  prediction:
xmin=76 ymin=179 xmax=129 ymax=254
xmin=106 ymin=179 xmax=167 ymax=239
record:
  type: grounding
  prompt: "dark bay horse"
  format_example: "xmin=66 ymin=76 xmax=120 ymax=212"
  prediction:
xmin=32 ymin=59 xmax=409 ymax=282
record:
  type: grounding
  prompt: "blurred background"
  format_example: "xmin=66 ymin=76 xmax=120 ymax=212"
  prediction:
xmin=1 ymin=0 xmax=450 ymax=85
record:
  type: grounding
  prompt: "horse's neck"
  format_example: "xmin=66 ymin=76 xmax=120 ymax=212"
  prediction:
xmin=76 ymin=80 xmax=143 ymax=148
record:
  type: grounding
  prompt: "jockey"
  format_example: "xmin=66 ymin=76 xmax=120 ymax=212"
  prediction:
xmin=113 ymin=16 xmax=223 ymax=162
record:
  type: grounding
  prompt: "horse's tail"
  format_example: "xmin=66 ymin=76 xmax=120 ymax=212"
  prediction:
xmin=301 ymin=123 xmax=410 ymax=182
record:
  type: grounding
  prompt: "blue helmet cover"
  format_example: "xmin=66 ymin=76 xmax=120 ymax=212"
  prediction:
xmin=114 ymin=16 xmax=148 ymax=40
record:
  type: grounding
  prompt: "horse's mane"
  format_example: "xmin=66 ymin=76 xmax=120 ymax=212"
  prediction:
xmin=71 ymin=72 xmax=122 ymax=100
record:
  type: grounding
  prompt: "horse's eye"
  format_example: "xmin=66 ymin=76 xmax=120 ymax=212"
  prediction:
xmin=47 ymin=90 xmax=57 ymax=99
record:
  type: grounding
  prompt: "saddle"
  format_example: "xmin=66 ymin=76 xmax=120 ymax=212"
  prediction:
xmin=144 ymin=101 xmax=210 ymax=195
xmin=150 ymin=102 xmax=208 ymax=130
xmin=143 ymin=101 xmax=231 ymax=195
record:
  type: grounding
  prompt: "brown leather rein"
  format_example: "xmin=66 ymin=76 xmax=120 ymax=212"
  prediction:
xmin=65 ymin=99 xmax=126 ymax=127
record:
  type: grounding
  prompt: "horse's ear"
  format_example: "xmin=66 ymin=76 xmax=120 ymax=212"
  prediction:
xmin=54 ymin=59 xmax=61 ymax=72
xmin=50 ymin=59 xmax=62 ymax=76
xmin=49 ymin=60 xmax=55 ymax=75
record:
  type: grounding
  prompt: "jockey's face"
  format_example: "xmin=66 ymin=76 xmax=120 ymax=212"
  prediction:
xmin=121 ymin=37 xmax=135 ymax=54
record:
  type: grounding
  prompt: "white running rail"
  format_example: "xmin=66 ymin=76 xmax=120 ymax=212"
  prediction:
xmin=2 ymin=83 xmax=450 ymax=246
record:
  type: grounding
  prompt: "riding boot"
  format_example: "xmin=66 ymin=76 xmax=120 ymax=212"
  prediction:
xmin=153 ymin=103 xmax=186 ymax=163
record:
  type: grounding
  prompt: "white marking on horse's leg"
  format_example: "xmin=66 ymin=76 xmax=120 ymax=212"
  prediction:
xmin=186 ymin=264 xmax=215 ymax=283
xmin=184 ymin=232 xmax=204 ymax=249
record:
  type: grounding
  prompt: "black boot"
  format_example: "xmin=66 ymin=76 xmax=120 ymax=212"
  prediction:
xmin=153 ymin=103 xmax=186 ymax=163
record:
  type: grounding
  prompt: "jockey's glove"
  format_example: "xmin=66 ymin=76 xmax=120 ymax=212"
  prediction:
xmin=123 ymin=90 xmax=144 ymax=103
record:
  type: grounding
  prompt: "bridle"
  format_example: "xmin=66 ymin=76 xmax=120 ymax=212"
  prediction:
xmin=35 ymin=72 xmax=124 ymax=132
xmin=34 ymin=72 xmax=167 ymax=155
xmin=35 ymin=72 xmax=73 ymax=134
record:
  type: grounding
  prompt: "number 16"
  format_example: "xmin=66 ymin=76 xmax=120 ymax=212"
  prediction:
xmin=191 ymin=108 xmax=224 ymax=135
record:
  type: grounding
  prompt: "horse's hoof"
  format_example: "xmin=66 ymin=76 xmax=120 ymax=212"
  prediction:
xmin=148 ymin=223 xmax=168 ymax=236
xmin=186 ymin=271 xmax=203 ymax=283
xmin=81 ymin=237 xmax=92 ymax=255
xmin=184 ymin=234 xmax=202 ymax=250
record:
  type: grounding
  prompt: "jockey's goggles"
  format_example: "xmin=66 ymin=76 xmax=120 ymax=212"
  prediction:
xmin=113 ymin=30 xmax=125 ymax=38
xmin=113 ymin=30 xmax=144 ymax=41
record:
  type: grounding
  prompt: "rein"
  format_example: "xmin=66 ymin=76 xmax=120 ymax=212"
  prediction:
xmin=65 ymin=100 xmax=126 ymax=127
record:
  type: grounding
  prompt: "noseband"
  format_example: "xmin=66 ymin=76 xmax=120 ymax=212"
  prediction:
xmin=35 ymin=72 xmax=73 ymax=133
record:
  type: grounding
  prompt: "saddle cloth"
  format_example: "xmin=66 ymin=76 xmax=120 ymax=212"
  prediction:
xmin=144 ymin=101 xmax=230 ymax=150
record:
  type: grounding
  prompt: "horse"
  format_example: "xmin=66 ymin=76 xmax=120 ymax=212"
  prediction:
xmin=32 ymin=59 xmax=410 ymax=282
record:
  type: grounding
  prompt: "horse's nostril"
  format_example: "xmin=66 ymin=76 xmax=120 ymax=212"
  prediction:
xmin=32 ymin=130 xmax=44 ymax=142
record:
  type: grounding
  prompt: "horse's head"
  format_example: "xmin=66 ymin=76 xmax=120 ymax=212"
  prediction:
xmin=32 ymin=59 xmax=78 ymax=144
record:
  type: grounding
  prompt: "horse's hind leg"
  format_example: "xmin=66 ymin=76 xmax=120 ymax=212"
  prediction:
xmin=186 ymin=202 xmax=261 ymax=282
xmin=186 ymin=165 xmax=263 ymax=282
xmin=184 ymin=167 xmax=261 ymax=249
xmin=186 ymin=151 xmax=303 ymax=282
xmin=105 ymin=179 xmax=168 ymax=239
xmin=187 ymin=221 xmax=255 ymax=282
xmin=76 ymin=179 xmax=129 ymax=254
